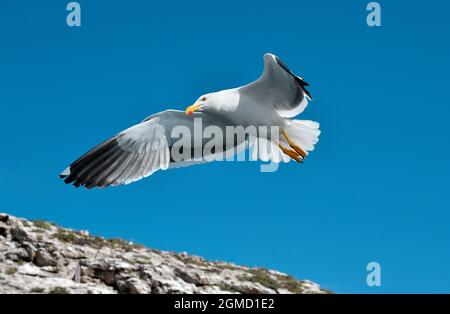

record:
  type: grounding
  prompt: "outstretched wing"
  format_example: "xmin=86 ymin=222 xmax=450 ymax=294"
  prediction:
xmin=60 ymin=110 xmax=246 ymax=189
xmin=239 ymin=53 xmax=312 ymax=118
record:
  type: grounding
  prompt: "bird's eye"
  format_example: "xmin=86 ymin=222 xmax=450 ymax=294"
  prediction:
xmin=201 ymin=97 xmax=207 ymax=101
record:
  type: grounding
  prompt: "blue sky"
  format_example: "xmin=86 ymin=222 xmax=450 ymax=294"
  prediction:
xmin=1 ymin=1 xmax=449 ymax=293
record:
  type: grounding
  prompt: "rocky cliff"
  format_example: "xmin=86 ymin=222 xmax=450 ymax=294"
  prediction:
xmin=0 ymin=213 xmax=328 ymax=294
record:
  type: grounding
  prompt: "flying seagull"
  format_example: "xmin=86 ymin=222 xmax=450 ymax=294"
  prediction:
xmin=60 ymin=53 xmax=320 ymax=189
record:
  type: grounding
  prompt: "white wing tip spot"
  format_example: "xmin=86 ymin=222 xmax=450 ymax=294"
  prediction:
xmin=60 ymin=167 xmax=71 ymax=177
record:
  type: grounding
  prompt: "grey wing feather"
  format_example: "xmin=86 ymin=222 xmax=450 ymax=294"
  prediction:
xmin=239 ymin=53 xmax=312 ymax=118
xmin=60 ymin=110 xmax=246 ymax=189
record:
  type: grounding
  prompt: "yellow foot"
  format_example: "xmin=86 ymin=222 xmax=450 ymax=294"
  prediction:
xmin=277 ymin=142 xmax=303 ymax=163
xmin=281 ymin=128 xmax=307 ymax=159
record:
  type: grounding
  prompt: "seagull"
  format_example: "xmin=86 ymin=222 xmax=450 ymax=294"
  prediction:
xmin=60 ymin=53 xmax=320 ymax=189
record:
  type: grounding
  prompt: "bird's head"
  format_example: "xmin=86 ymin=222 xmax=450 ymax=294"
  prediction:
xmin=185 ymin=90 xmax=238 ymax=115
xmin=185 ymin=93 xmax=215 ymax=115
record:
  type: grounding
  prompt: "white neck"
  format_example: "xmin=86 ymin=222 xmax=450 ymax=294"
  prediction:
xmin=211 ymin=88 xmax=240 ymax=113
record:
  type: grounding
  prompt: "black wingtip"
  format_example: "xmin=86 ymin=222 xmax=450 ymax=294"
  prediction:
xmin=275 ymin=56 xmax=313 ymax=100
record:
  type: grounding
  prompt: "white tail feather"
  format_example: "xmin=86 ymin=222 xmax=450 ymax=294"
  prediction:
xmin=248 ymin=120 xmax=320 ymax=163
xmin=285 ymin=120 xmax=321 ymax=155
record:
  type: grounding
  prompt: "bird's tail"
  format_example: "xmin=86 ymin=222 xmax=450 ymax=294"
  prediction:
xmin=283 ymin=119 xmax=321 ymax=156
xmin=249 ymin=119 xmax=320 ymax=163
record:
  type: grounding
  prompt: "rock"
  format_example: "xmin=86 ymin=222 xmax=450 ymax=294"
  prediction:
xmin=34 ymin=250 xmax=57 ymax=267
xmin=40 ymin=266 xmax=58 ymax=273
xmin=0 ymin=213 xmax=331 ymax=294
xmin=22 ymin=243 xmax=36 ymax=262
xmin=116 ymin=278 xmax=151 ymax=294
xmin=10 ymin=227 xmax=31 ymax=243
xmin=0 ymin=226 xmax=7 ymax=238
xmin=5 ymin=246 xmax=33 ymax=262
xmin=73 ymin=264 xmax=81 ymax=283
xmin=18 ymin=263 xmax=43 ymax=276
xmin=94 ymin=270 xmax=117 ymax=286
xmin=61 ymin=248 xmax=86 ymax=259
xmin=276 ymin=288 xmax=294 ymax=294
xmin=0 ymin=213 xmax=9 ymax=223
xmin=174 ymin=267 xmax=212 ymax=285
xmin=225 ymin=280 xmax=276 ymax=294
xmin=301 ymin=280 xmax=323 ymax=294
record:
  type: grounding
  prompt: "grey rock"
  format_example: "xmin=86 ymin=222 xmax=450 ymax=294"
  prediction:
xmin=17 ymin=263 xmax=42 ymax=276
xmin=40 ymin=266 xmax=58 ymax=273
xmin=0 ymin=213 xmax=330 ymax=294
xmin=0 ymin=226 xmax=7 ymax=238
xmin=73 ymin=264 xmax=81 ymax=283
xmin=0 ymin=214 xmax=9 ymax=223
xmin=22 ymin=244 xmax=36 ymax=262
xmin=174 ymin=267 xmax=211 ymax=285
xmin=94 ymin=270 xmax=117 ymax=286
xmin=117 ymin=278 xmax=151 ymax=294
xmin=34 ymin=250 xmax=57 ymax=267
xmin=5 ymin=247 xmax=32 ymax=262
xmin=10 ymin=227 xmax=31 ymax=243
xmin=61 ymin=247 xmax=86 ymax=259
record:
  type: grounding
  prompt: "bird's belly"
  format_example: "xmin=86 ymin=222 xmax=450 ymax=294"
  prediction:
xmin=229 ymin=103 xmax=284 ymax=128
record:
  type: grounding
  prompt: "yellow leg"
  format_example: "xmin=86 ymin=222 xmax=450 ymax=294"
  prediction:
xmin=281 ymin=128 xmax=307 ymax=159
xmin=277 ymin=142 xmax=303 ymax=163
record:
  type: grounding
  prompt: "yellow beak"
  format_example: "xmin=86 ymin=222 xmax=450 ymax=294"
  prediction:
xmin=185 ymin=103 xmax=201 ymax=116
